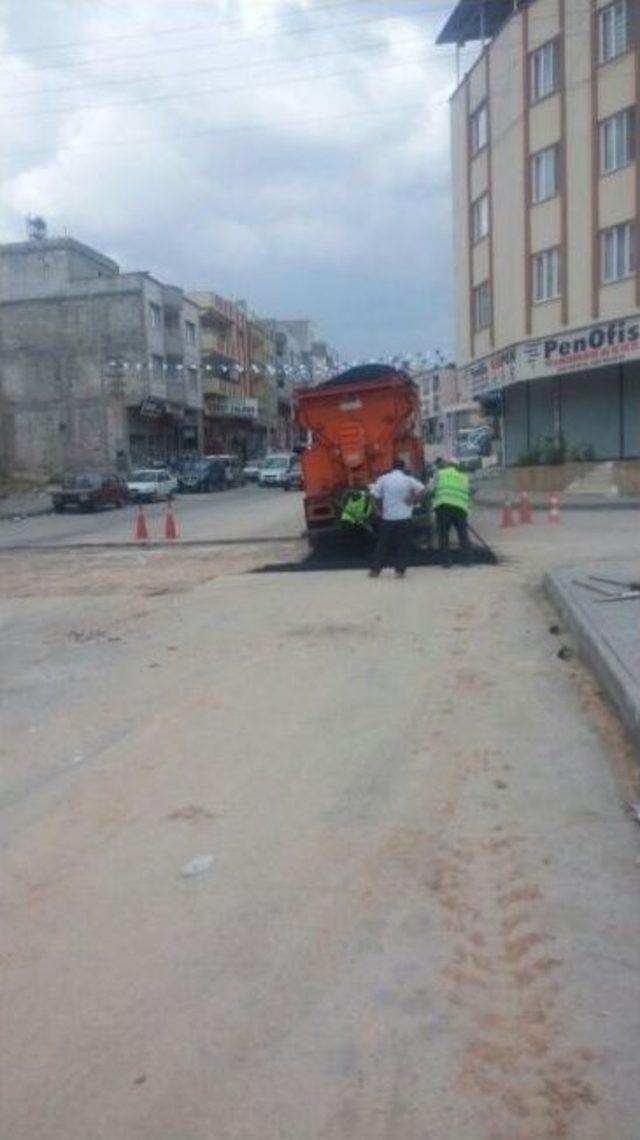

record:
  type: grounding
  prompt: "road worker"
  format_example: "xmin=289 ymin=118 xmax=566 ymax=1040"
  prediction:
xmin=433 ymin=457 xmax=472 ymax=568
xmin=369 ymin=458 xmax=425 ymax=578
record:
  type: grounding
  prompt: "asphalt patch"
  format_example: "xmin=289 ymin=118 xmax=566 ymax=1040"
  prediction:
xmin=254 ymin=532 xmax=498 ymax=573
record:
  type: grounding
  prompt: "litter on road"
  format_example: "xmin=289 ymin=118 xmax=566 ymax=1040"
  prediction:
xmin=180 ymin=854 xmax=215 ymax=878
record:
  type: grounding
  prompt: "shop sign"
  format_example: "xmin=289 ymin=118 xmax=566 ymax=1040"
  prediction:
xmin=139 ymin=397 xmax=165 ymax=417
xmin=465 ymin=315 xmax=640 ymax=395
xmin=224 ymin=398 xmax=258 ymax=418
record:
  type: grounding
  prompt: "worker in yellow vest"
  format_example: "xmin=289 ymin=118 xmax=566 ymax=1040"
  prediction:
xmin=432 ymin=458 xmax=472 ymax=568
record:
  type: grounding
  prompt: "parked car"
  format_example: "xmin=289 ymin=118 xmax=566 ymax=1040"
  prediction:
xmin=467 ymin=427 xmax=494 ymax=456
xmin=457 ymin=446 xmax=482 ymax=473
xmin=282 ymin=459 xmax=303 ymax=492
xmin=127 ymin=468 xmax=178 ymax=502
xmin=242 ymin=459 xmax=264 ymax=483
xmin=258 ymin=453 xmax=295 ymax=487
xmin=52 ymin=473 xmax=128 ymax=512
xmin=178 ymin=457 xmax=226 ymax=493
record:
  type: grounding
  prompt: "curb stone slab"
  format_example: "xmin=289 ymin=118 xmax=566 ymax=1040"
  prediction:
xmin=545 ymin=562 xmax=640 ymax=747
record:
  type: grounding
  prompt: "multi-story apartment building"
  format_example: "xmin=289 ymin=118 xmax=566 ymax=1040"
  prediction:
xmin=0 ymin=236 xmax=203 ymax=473
xmin=190 ymin=290 xmax=264 ymax=459
xmin=275 ymin=320 xmax=338 ymax=385
xmin=190 ymin=291 xmax=283 ymax=458
xmin=417 ymin=364 xmax=480 ymax=453
xmin=439 ymin=0 xmax=640 ymax=464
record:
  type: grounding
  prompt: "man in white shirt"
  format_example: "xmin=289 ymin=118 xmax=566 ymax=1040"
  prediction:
xmin=369 ymin=458 xmax=425 ymax=578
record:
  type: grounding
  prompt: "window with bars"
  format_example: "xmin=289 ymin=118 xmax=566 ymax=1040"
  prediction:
xmin=530 ymin=40 xmax=559 ymax=103
xmin=531 ymin=145 xmax=560 ymax=204
xmin=533 ymin=248 xmax=561 ymax=303
xmin=601 ymin=222 xmax=636 ymax=283
xmin=598 ymin=0 xmax=630 ymax=64
xmin=471 ymin=193 xmax=490 ymax=243
xmin=470 ymin=103 xmax=488 ymax=156
xmin=600 ymin=108 xmax=635 ymax=174
xmin=472 ymin=280 xmax=492 ymax=332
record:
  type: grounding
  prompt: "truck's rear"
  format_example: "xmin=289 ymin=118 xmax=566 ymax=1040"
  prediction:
xmin=295 ymin=364 xmax=424 ymax=541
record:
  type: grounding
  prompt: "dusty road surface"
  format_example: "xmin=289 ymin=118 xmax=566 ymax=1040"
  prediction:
xmin=0 ymin=484 xmax=302 ymax=549
xmin=2 ymin=496 xmax=640 ymax=1140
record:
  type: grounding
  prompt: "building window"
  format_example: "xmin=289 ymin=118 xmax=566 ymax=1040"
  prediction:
xmin=433 ymin=394 xmax=440 ymax=413
xmin=472 ymin=280 xmax=492 ymax=332
xmin=600 ymin=108 xmax=635 ymax=174
xmin=432 ymin=373 xmax=440 ymax=392
xmin=598 ymin=0 xmax=629 ymax=65
xmin=149 ymin=302 xmax=161 ymax=329
xmin=187 ymin=366 xmax=199 ymax=390
xmin=151 ymin=354 xmax=164 ymax=380
xmin=531 ymin=145 xmax=560 ymax=203
xmin=470 ymin=102 xmax=488 ymax=156
xmin=185 ymin=320 xmax=197 ymax=346
xmin=471 ymin=193 xmax=490 ymax=243
xmin=530 ymin=40 xmax=559 ymax=103
xmin=601 ymin=222 xmax=636 ymax=283
xmin=533 ymin=248 xmax=561 ymax=302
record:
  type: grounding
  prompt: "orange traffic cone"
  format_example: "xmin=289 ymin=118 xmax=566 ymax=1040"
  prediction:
xmin=518 ymin=491 xmax=533 ymax=524
xmin=500 ymin=498 xmax=515 ymax=528
xmin=548 ymin=494 xmax=561 ymax=525
xmin=164 ymin=501 xmax=178 ymax=540
xmin=134 ymin=504 xmax=149 ymax=542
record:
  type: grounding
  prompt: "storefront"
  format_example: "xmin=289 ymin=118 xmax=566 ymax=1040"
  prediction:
xmin=203 ymin=398 xmax=266 ymax=460
xmin=127 ymin=399 xmax=202 ymax=465
xmin=461 ymin=316 xmax=640 ymax=466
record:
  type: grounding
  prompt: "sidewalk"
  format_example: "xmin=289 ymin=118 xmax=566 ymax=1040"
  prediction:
xmin=473 ymin=469 xmax=640 ymax=510
xmin=0 ymin=489 xmax=52 ymax=520
xmin=545 ymin=561 xmax=640 ymax=745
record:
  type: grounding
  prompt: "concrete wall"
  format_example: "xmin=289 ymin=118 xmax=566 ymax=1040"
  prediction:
xmin=0 ymin=289 xmax=144 ymax=473
xmin=0 ymin=240 xmax=118 ymax=302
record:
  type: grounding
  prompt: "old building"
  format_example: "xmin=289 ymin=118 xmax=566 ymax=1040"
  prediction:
xmin=275 ymin=320 xmax=338 ymax=386
xmin=189 ymin=291 xmax=275 ymax=459
xmin=0 ymin=236 xmax=203 ymax=474
xmin=417 ymin=364 xmax=480 ymax=455
xmin=439 ymin=0 xmax=640 ymax=465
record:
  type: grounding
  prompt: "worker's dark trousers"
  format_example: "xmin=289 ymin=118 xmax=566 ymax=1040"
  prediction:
xmin=436 ymin=505 xmax=472 ymax=567
xmin=371 ymin=519 xmax=413 ymax=574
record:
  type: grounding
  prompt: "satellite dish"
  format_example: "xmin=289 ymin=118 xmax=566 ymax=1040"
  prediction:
xmin=26 ymin=215 xmax=47 ymax=241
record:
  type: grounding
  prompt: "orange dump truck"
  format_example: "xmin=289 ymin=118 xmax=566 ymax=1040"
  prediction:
xmin=295 ymin=364 xmax=424 ymax=542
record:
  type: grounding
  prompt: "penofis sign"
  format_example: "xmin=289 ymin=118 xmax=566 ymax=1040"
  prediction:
xmin=465 ymin=314 xmax=640 ymax=395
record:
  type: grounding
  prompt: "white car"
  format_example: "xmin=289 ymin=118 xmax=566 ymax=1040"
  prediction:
xmin=258 ymin=454 xmax=295 ymax=487
xmin=127 ymin=468 xmax=178 ymax=502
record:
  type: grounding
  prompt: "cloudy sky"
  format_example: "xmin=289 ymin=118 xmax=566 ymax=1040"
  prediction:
xmin=0 ymin=0 xmax=474 ymax=360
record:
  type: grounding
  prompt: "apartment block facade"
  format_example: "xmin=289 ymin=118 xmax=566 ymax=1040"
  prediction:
xmin=0 ymin=237 xmax=203 ymax=474
xmin=439 ymin=0 xmax=640 ymax=464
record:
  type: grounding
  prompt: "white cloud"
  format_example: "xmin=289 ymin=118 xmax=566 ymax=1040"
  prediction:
xmin=0 ymin=0 xmax=458 ymax=356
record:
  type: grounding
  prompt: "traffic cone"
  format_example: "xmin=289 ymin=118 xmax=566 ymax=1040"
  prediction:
xmin=548 ymin=494 xmax=561 ymax=525
xmin=500 ymin=498 xmax=515 ymax=528
xmin=134 ymin=504 xmax=149 ymax=542
xmin=164 ymin=501 xmax=178 ymax=540
xmin=518 ymin=491 xmax=533 ymax=524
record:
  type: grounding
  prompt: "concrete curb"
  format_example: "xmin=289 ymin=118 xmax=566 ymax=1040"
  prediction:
xmin=544 ymin=569 xmax=640 ymax=746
